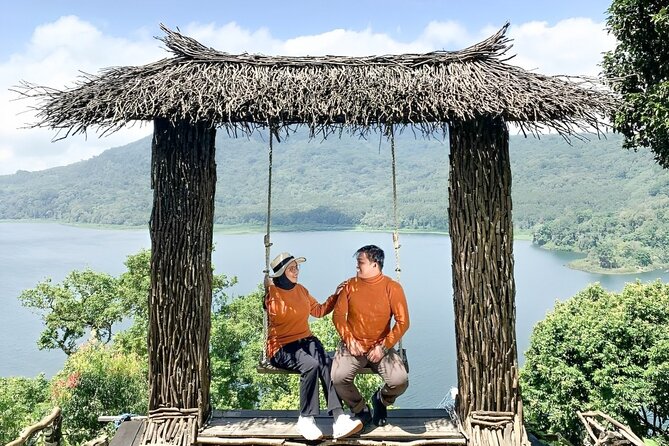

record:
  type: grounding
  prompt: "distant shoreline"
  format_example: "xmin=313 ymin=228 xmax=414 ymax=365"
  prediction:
xmin=0 ymin=218 xmax=532 ymax=238
xmin=3 ymin=219 xmax=666 ymax=276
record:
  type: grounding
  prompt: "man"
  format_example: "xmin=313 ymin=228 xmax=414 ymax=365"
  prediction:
xmin=331 ymin=244 xmax=410 ymax=427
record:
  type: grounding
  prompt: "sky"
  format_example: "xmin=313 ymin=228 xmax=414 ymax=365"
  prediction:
xmin=0 ymin=0 xmax=616 ymax=175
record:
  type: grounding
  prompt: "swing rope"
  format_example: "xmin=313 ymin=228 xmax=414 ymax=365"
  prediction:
xmin=388 ymin=124 xmax=405 ymax=362
xmin=389 ymin=125 xmax=401 ymax=281
xmin=261 ymin=124 xmax=276 ymax=366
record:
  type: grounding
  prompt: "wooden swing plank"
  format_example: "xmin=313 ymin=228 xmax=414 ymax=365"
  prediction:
xmin=199 ymin=409 xmax=464 ymax=444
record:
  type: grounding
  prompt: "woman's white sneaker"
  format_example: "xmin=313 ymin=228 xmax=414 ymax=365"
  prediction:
xmin=297 ymin=415 xmax=324 ymax=440
xmin=332 ymin=413 xmax=364 ymax=439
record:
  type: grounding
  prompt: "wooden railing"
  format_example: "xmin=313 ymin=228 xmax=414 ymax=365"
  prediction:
xmin=577 ymin=411 xmax=645 ymax=446
xmin=7 ymin=406 xmax=62 ymax=446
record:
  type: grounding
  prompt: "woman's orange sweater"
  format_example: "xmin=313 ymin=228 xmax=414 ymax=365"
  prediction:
xmin=265 ymin=283 xmax=337 ymax=359
xmin=332 ymin=274 xmax=410 ymax=353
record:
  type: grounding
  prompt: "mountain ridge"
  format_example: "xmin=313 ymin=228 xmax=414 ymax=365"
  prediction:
xmin=4 ymin=129 xmax=669 ymax=271
xmin=0 ymin=129 xmax=666 ymax=233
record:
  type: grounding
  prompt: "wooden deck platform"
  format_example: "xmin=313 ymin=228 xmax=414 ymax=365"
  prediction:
xmin=198 ymin=409 xmax=465 ymax=445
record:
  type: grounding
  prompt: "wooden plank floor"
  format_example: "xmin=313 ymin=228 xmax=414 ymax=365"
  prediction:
xmin=198 ymin=409 xmax=465 ymax=445
xmin=109 ymin=419 xmax=145 ymax=446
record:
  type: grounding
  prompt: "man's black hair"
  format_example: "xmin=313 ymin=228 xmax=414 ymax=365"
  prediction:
xmin=356 ymin=245 xmax=385 ymax=270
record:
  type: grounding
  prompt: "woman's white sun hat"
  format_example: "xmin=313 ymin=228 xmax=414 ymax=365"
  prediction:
xmin=269 ymin=252 xmax=306 ymax=278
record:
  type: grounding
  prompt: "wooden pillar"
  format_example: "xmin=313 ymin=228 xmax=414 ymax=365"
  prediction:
xmin=148 ymin=118 xmax=216 ymax=426
xmin=448 ymin=117 xmax=527 ymax=446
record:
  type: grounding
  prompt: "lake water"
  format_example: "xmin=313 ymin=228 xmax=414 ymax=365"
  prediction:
xmin=2 ymin=222 xmax=668 ymax=408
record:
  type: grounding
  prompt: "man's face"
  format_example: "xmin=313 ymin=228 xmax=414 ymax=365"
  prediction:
xmin=356 ymin=252 xmax=378 ymax=279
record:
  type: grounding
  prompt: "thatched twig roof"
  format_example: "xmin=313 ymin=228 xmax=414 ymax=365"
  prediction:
xmin=14 ymin=23 xmax=615 ymax=139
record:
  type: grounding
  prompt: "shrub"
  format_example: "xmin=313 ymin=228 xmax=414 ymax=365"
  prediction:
xmin=521 ymin=281 xmax=669 ymax=443
xmin=0 ymin=375 xmax=50 ymax=444
xmin=51 ymin=342 xmax=148 ymax=444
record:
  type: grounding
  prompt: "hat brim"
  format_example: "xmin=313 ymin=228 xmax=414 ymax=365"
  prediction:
xmin=269 ymin=256 xmax=306 ymax=278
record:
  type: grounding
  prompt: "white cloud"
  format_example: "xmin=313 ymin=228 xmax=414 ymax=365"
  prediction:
xmin=417 ymin=20 xmax=475 ymax=51
xmin=182 ymin=22 xmax=422 ymax=56
xmin=0 ymin=16 xmax=159 ymax=175
xmin=0 ymin=16 xmax=613 ymax=175
xmin=506 ymin=18 xmax=615 ymax=76
xmin=182 ymin=22 xmax=282 ymax=55
xmin=281 ymin=28 xmax=419 ymax=56
xmin=0 ymin=145 xmax=12 ymax=163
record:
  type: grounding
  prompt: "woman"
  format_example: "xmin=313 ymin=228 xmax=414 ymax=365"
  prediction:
xmin=265 ymin=252 xmax=363 ymax=440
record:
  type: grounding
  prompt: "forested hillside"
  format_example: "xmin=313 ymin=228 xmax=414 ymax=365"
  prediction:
xmin=511 ymin=134 xmax=669 ymax=272
xmin=1 ymin=129 xmax=668 ymax=271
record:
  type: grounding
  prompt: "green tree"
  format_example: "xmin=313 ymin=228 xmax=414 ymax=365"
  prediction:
xmin=603 ymin=0 xmax=669 ymax=167
xmin=594 ymin=240 xmax=620 ymax=269
xmin=11 ymin=249 xmax=238 ymax=445
xmin=113 ymin=249 xmax=152 ymax=357
xmin=520 ymin=281 xmax=669 ymax=443
xmin=0 ymin=376 xmax=51 ymax=444
xmin=19 ymin=270 xmax=123 ymax=355
xmin=209 ymin=286 xmax=266 ymax=409
xmin=114 ymin=249 xmax=236 ymax=358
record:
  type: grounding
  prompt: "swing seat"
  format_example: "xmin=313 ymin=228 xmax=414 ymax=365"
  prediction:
xmin=257 ymin=349 xmax=408 ymax=374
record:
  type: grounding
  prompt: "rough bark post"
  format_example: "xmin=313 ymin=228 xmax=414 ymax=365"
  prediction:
xmin=448 ymin=117 xmax=527 ymax=446
xmin=148 ymin=118 xmax=216 ymax=427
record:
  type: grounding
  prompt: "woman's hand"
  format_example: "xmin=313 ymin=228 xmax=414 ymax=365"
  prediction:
xmin=335 ymin=280 xmax=348 ymax=295
xmin=264 ymin=275 xmax=274 ymax=288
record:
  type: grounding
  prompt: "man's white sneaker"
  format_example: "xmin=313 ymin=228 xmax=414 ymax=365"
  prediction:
xmin=332 ymin=413 xmax=364 ymax=439
xmin=297 ymin=415 xmax=324 ymax=440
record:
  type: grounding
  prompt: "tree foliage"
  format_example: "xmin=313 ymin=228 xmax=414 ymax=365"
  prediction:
xmin=113 ymin=248 xmax=237 ymax=359
xmin=520 ymin=281 xmax=669 ymax=443
xmin=113 ymin=249 xmax=152 ymax=357
xmin=0 ymin=375 xmax=50 ymax=444
xmin=7 ymin=249 xmax=238 ymax=444
xmin=532 ymin=201 xmax=669 ymax=272
xmin=19 ymin=269 xmax=124 ymax=355
xmin=50 ymin=343 xmax=148 ymax=445
xmin=603 ymin=0 xmax=669 ymax=167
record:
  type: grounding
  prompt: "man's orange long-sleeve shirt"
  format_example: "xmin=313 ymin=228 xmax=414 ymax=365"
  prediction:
xmin=332 ymin=274 xmax=409 ymax=353
xmin=265 ymin=283 xmax=337 ymax=359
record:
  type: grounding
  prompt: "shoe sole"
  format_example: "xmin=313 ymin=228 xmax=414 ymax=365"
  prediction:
xmin=333 ymin=420 xmax=364 ymax=439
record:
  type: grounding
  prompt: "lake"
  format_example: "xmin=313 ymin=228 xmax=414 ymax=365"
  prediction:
xmin=2 ymin=222 xmax=668 ymax=408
